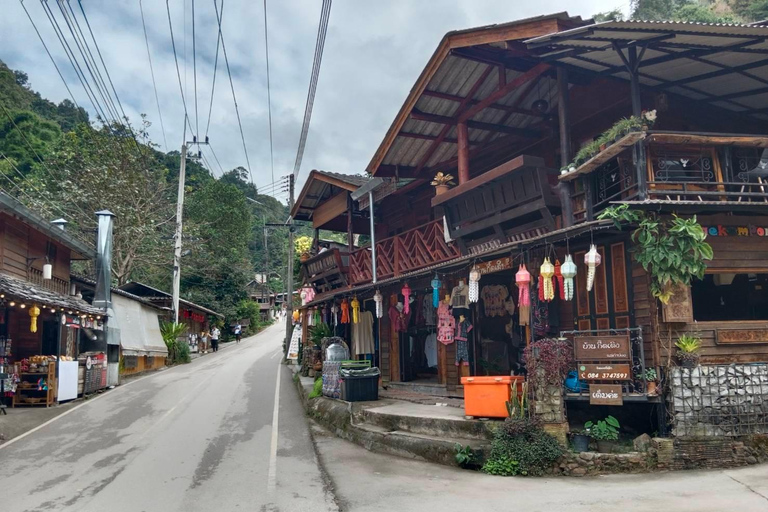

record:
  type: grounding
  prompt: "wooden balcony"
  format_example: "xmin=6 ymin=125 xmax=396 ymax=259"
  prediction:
xmin=349 ymin=219 xmax=459 ymax=285
xmin=300 ymin=249 xmax=349 ymax=294
xmin=432 ymin=155 xmax=560 ymax=252
xmin=28 ymin=267 xmax=70 ymax=296
xmin=565 ymin=131 xmax=768 ymax=222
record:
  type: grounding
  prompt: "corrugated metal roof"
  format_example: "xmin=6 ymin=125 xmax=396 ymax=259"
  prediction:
xmin=292 ymin=169 xmax=371 ymax=222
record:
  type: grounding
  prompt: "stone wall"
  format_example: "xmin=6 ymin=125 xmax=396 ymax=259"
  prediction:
xmin=554 ymin=451 xmax=652 ymax=477
xmin=669 ymin=364 xmax=768 ymax=437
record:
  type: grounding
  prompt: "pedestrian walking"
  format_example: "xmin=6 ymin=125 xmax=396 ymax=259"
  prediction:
xmin=211 ymin=326 xmax=220 ymax=352
xmin=235 ymin=323 xmax=242 ymax=343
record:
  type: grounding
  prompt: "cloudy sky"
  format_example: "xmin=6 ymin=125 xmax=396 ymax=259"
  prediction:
xmin=0 ymin=1 xmax=627 ymax=198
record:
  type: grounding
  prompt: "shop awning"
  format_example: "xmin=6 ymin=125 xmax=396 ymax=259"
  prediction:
xmin=0 ymin=272 xmax=102 ymax=315
xmin=111 ymin=294 xmax=168 ymax=357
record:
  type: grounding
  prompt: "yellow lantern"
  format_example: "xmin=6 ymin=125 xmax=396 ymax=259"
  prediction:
xmin=29 ymin=304 xmax=41 ymax=333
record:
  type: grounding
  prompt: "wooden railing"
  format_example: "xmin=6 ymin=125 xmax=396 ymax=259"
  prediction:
xmin=301 ymin=248 xmax=349 ymax=294
xmin=28 ymin=267 xmax=70 ymax=295
xmin=349 ymin=219 xmax=459 ymax=285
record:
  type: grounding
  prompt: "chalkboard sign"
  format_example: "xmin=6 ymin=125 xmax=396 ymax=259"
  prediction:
xmin=83 ymin=353 xmax=106 ymax=394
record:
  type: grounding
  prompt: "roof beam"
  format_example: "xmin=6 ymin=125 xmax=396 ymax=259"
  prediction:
xmin=411 ymin=109 xmax=541 ymax=137
xmin=421 ymin=89 xmax=546 ymax=117
xmin=661 ymin=56 xmax=768 ymax=87
xmin=399 ymin=131 xmax=479 ymax=145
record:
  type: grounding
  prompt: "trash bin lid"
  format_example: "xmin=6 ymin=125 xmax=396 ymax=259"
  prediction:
xmin=340 ymin=367 xmax=381 ymax=378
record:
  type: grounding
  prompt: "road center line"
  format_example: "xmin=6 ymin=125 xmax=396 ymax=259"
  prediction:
xmin=267 ymin=363 xmax=282 ymax=493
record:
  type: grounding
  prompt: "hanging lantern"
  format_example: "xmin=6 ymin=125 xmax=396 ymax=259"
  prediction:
xmin=373 ymin=290 xmax=383 ymax=319
xmin=515 ymin=264 xmax=531 ymax=326
xmin=300 ymin=285 xmax=316 ymax=306
xmin=401 ymin=283 xmax=411 ymax=314
xmin=313 ymin=308 xmax=321 ymax=326
xmin=29 ymin=304 xmax=41 ymax=333
xmin=561 ymin=255 xmax=577 ymax=301
xmin=540 ymin=258 xmax=555 ymax=301
xmin=43 ymin=263 xmax=53 ymax=280
xmin=585 ymin=244 xmax=602 ymax=292
xmin=340 ymin=299 xmax=350 ymax=324
xmin=292 ymin=309 xmax=300 ymax=322
xmin=468 ymin=266 xmax=481 ymax=303
xmin=351 ymin=296 xmax=360 ymax=324
xmin=431 ymin=275 xmax=441 ymax=308
xmin=554 ymin=259 xmax=565 ymax=300
xmin=331 ymin=303 xmax=339 ymax=326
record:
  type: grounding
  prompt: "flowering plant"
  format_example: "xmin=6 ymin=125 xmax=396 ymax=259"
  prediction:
xmin=431 ymin=172 xmax=455 ymax=186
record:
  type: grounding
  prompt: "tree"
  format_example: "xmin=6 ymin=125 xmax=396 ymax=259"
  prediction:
xmin=593 ymin=9 xmax=625 ymax=21
xmin=0 ymin=109 xmax=61 ymax=175
xmin=629 ymin=0 xmax=742 ymax=23
xmin=745 ymin=0 xmax=768 ymax=20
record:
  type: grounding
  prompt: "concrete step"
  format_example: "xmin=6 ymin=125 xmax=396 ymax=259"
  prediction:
xmin=360 ymin=401 xmax=498 ymax=441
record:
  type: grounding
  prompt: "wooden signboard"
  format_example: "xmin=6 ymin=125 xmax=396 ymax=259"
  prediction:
xmin=578 ymin=364 xmax=631 ymax=381
xmin=716 ymin=328 xmax=768 ymax=345
xmin=661 ymin=283 xmax=694 ymax=323
xmin=475 ymin=257 xmax=512 ymax=275
xmin=589 ymin=384 xmax=624 ymax=405
xmin=574 ymin=335 xmax=631 ymax=361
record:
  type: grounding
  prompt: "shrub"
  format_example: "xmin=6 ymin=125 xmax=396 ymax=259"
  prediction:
xmin=174 ymin=340 xmax=191 ymax=364
xmin=523 ymin=338 xmax=574 ymax=386
xmin=482 ymin=418 xmax=563 ymax=476
xmin=308 ymin=377 xmax=323 ymax=399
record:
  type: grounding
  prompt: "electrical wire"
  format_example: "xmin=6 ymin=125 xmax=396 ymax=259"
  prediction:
xmin=212 ymin=0 xmax=253 ymax=185
xmin=207 ymin=142 xmax=226 ymax=176
xmin=192 ymin=0 xmax=199 ymax=138
xmin=263 ymin=0 xmax=275 ymax=185
xmin=292 ymin=0 xmax=332 ymax=180
xmin=139 ymin=0 xmax=169 ymax=151
xmin=204 ymin=0 xmax=223 ymax=139
xmin=166 ymin=0 xmax=196 ymax=140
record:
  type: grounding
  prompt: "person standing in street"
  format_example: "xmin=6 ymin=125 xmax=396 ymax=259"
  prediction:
xmin=211 ymin=326 xmax=220 ymax=352
xmin=235 ymin=323 xmax=242 ymax=343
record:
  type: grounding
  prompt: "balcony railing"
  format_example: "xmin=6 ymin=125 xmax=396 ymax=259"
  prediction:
xmin=28 ymin=267 xmax=70 ymax=296
xmin=301 ymin=248 xmax=349 ymax=294
xmin=349 ymin=219 xmax=459 ymax=285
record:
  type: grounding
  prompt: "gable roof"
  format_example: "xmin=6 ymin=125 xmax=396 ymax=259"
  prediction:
xmin=290 ymin=169 xmax=371 ymax=231
xmin=118 ymin=281 xmax=224 ymax=318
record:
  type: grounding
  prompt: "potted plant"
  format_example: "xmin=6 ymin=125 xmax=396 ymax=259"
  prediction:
xmin=637 ymin=367 xmax=659 ymax=395
xmin=295 ymin=236 xmax=313 ymax=262
xmin=676 ymin=333 xmax=702 ymax=368
xmin=571 ymin=429 xmax=591 ymax=453
xmin=584 ymin=415 xmax=620 ymax=453
xmin=431 ymin=172 xmax=455 ymax=195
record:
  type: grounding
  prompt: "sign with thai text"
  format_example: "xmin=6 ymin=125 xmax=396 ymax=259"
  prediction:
xmin=703 ymin=224 xmax=768 ymax=237
xmin=578 ymin=364 xmax=631 ymax=381
xmin=288 ymin=325 xmax=301 ymax=361
xmin=589 ymin=384 xmax=623 ymax=405
xmin=475 ymin=257 xmax=512 ymax=275
xmin=574 ymin=335 xmax=631 ymax=361
xmin=716 ymin=328 xmax=768 ymax=345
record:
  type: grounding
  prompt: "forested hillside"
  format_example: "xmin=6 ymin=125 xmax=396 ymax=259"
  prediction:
xmin=0 ymin=59 xmax=293 ymax=321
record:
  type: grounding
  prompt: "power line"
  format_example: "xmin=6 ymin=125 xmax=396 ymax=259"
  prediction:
xmin=292 ymin=0 xmax=332 ymax=180
xmin=139 ymin=0 xmax=169 ymax=151
xmin=263 ymin=0 xmax=275 ymax=185
xmin=166 ymin=0 xmax=195 ymax=140
xmin=212 ymin=0 xmax=253 ymax=185
xmin=207 ymin=142 xmax=226 ymax=176
xmin=192 ymin=0 xmax=199 ymax=138
xmin=205 ymin=0 xmax=224 ymax=138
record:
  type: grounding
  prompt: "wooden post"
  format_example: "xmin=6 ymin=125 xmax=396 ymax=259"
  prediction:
xmin=628 ymin=46 xmax=642 ymax=117
xmin=457 ymin=122 xmax=470 ymax=184
xmin=556 ymin=67 xmax=574 ymax=227
xmin=313 ymin=228 xmax=320 ymax=254
xmin=347 ymin=193 xmax=354 ymax=281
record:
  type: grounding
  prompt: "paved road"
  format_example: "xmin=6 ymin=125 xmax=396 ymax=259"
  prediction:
xmin=0 ymin=323 xmax=337 ymax=512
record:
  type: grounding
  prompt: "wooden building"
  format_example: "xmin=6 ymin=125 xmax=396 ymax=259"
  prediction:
xmin=294 ymin=13 xmax=768 ymax=433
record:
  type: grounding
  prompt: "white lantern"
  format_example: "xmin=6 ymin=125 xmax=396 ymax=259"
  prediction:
xmin=584 ymin=244 xmax=602 ymax=292
xmin=43 ymin=263 xmax=53 ymax=280
xmin=561 ymin=255 xmax=577 ymax=301
xmin=468 ymin=267 xmax=481 ymax=303
xmin=373 ymin=290 xmax=383 ymax=318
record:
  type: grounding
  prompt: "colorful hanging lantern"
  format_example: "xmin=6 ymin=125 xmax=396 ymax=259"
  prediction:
xmin=515 ymin=264 xmax=531 ymax=326
xmin=401 ymin=283 xmax=411 ymax=314
xmin=554 ymin=259 xmax=565 ymax=300
xmin=292 ymin=309 xmax=300 ymax=322
xmin=540 ymin=258 xmax=555 ymax=301
xmin=313 ymin=308 xmax=321 ymax=326
xmin=351 ymin=296 xmax=360 ymax=324
xmin=331 ymin=303 xmax=339 ymax=326
xmin=585 ymin=244 xmax=602 ymax=292
xmin=561 ymin=255 xmax=577 ymax=301
xmin=373 ymin=290 xmax=383 ymax=318
xmin=468 ymin=266 xmax=481 ymax=303
xmin=340 ymin=299 xmax=350 ymax=324
xmin=300 ymin=285 xmax=315 ymax=306
xmin=431 ymin=275 xmax=441 ymax=308
xmin=29 ymin=304 xmax=40 ymax=333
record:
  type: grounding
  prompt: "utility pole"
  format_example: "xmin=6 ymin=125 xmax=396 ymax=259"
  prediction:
xmin=284 ymin=174 xmax=295 ymax=356
xmin=263 ymin=214 xmax=268 ymax=304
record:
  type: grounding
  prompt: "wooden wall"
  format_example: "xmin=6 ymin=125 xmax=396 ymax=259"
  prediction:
xmin=0 ymin=213 xmax=72 ymax=282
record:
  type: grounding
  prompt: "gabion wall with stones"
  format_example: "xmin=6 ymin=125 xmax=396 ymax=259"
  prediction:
xmin=669 ymin=364 xmax=768 ymax=437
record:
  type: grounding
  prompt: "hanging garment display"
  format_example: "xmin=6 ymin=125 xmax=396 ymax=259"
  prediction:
xmin=421 ymin=294 xmax=436 ymax=326
xmin=468 ymin=267 xmax=480 ymax=303
xmin=300 ymin=286 xmax=316 ymax=306
xmin=515 ymin=264 xmax=531 ymax=326
xmin=585 ymin=244 xmax=602 ymax=292
xmin=436 ymin=301 xmax=455 ymax=345
xmin=554 ymin=259 xmax=565 ymax=300
xmin=352 ymin=310 xmax=375 ymax=355
xmin=540 ymin=258 xmax=555 ymax=301
xmin=373 ymin=290 xmax=383 ymax=319
xmin=455 ymin=318 xmax=473 ymax=366
xmin=340 ymin=299 xmax=350 ymax=324
xmin=351 ymin=296 xmax=360 ymax=324
xmin=450 ymin=281 xmax=470 ymax=319
xmin=431 ymin=275 xmax=441 ymax=308
xmin=331 ymin=304 xmax=339 ymax=326
xmin=424 ymin=332 xmax=438 ymax=368
xmin=313 ymin=308 xmax=321 ymax=326
xmin=402 ymin=283 xmax=412 ymax=314
xmin=480 ymin=285 xmax=509 ymax=317
xmin=561 ymin=255 xmax=577 ymax=301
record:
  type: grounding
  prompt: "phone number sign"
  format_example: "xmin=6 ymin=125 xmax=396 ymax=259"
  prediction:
xmin=578 ymin=364 xmax=631 ymax=381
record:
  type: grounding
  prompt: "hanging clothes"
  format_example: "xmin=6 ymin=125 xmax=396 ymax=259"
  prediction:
xmin=437 ymin=302 xmax=455 ymax=345
xmin=455 ymin=318 xmax=472 ymax=366
xmin=481 ymin=285 xmax=509 ymax=317
xmin=352 ymin=311 xmax=375 ymax=355
xmin=424 ymin=332 xmax=438 ymax=368
xmin=421 ymin=294 xmax=436 ymax=326
xmin=450 ymin=282 xmax=470 ymax=319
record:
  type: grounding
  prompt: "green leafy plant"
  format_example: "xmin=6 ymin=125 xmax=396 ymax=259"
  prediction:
xmin=675 ymin=333 xmax=702 ymax=353
xmin=454 ymin=444 xmax=475 ymax=468
xmin=505 ymin=380 xmax=528 ymax=420
xmin=174 ymin=340 xmax=191 ymax=364
xmin=597 ymin=205 xmax=713 ymax=303
xmin=308 ymin=377 xmax=323 ymax=399
xmin=637 ymin=367 xmax=658 ymax=382
xmin=160 ymin=321 xmax=187 ymax=364
xmin=309 ymin=323 xmax=332 ymax=347
xmin=585 ymin=415 xmax=620 ymax=441
xmin=482 ymin=418 xmax=563 ymax=477
xmin=565 ymin=112 xmax=656 ymax=171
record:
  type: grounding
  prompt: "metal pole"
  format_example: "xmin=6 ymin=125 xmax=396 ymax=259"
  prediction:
xmin=284 ymin=174 xmax=295 ymax=357
xmin=369 ymin=190 xmax=377 ymax=284
xmin=172 ymin=143 xmax=187 ymax=324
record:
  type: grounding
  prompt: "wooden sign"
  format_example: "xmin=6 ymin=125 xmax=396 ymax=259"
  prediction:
xmin=475 ymin=256 xmax=512 ymax=275
xmin=574 ymin=335 xmax=631 ymax=361
xmin=578 ymin=364 xmax=631 ymax=381
xmin=589 ymin=384 xmax=624 ymax=405
xmin=661 ymin=283 xmax=693 ymax=323
xmin=716 ymin=328 xmax=768 ymax=345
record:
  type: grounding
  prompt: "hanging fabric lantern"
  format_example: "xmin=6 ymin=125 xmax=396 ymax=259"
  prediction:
xmin=351 ymin=296 xmax=360 ymax=324
xmin=561 ymin=255 xmax=577 ymax=300
xmin=373 ymin=290 xmax=383 ymax=318
xmin=43 ymin=263 xmax=53 ymax=280
xmin=431 ymin=275 xmax=441 ymax=308
xmin=313 ymin=308 xmax=321 ymax=326
xmin=468 ymin=266 xmax=481 ymax=303
xmin=585 ymin=244 xmax=602 ymax=292
xmin=292 ymin=309 xmax=300 ymax=322
xmin=554 ymin=259 xmax=565 ymax=300
xmin=540 ymin=258 xmax=555 ymax=301
xmin=331 ymin=303 xmax=339 ymax=326
xmin=401 ymin=283 xmax=411 ymax=314
xmin=29 ymin=304 xmax=40 ymax=333
xmin=340 ymin=299 xmax=350 ymax=324
xmin=515 ymin=264 xmax=531 ymax=326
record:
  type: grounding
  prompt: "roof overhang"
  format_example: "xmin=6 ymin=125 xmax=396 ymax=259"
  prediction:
xmin=118 ymin=282 xmax=224 ymax=318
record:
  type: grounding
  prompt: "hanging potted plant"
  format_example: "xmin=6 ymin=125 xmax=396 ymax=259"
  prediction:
xmin=295 ymin=236 xmax=313 ymax=262
xmin=675 ymin=333 xmax=702 ymax=368
xmin=637 ymin=367 xmax=659 ymax=395
xmin=431 ymin=172 xmax=455 ymax=195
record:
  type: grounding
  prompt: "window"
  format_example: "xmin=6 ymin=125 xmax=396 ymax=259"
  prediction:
xmin=692 ymin=273 xmax=768 ymax=322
